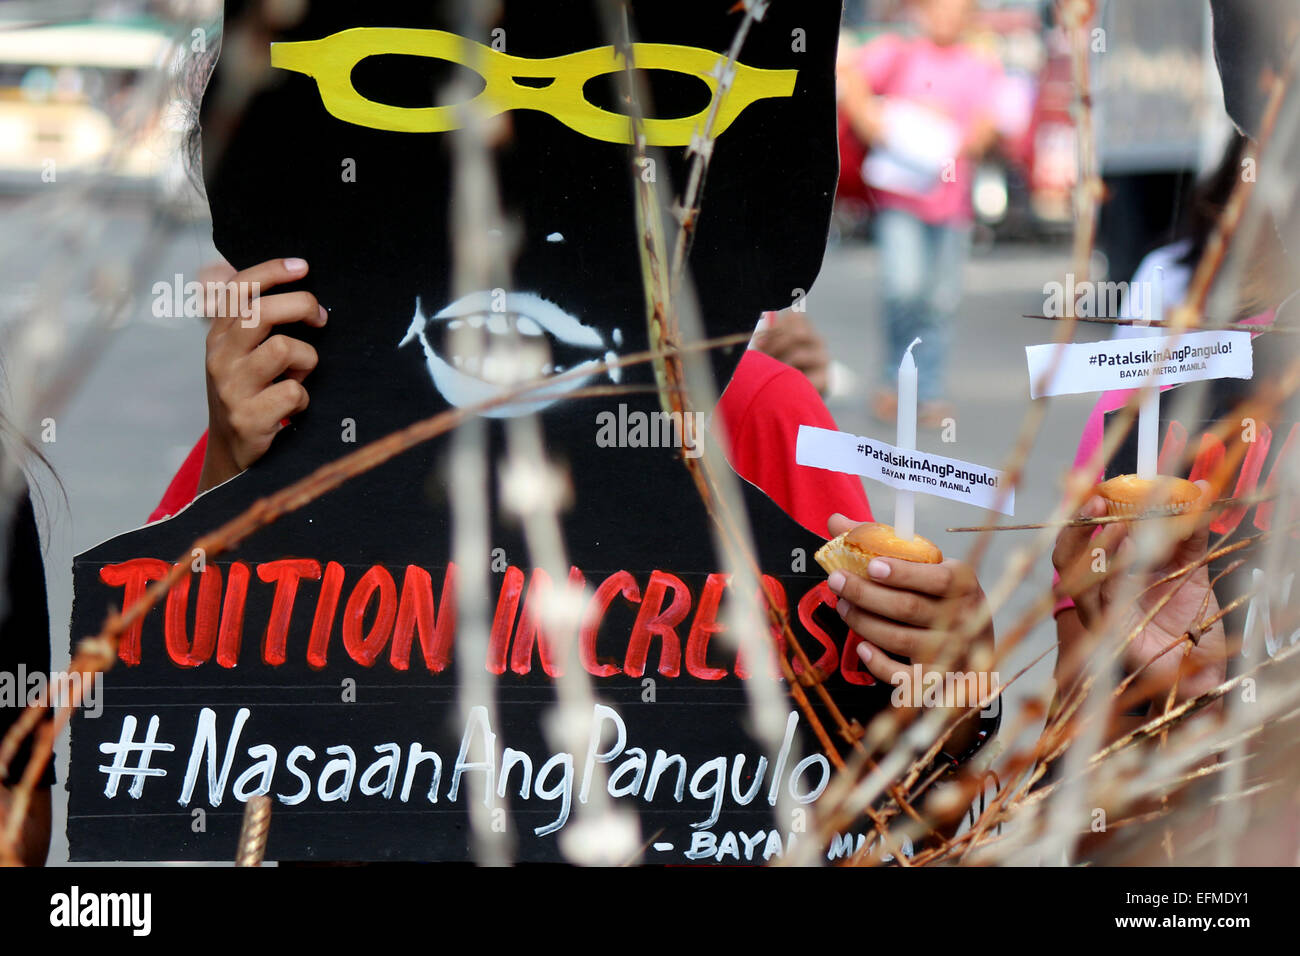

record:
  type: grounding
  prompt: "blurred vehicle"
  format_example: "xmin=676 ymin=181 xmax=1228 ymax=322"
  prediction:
xmin=0 ymin=18 xmax=204 ymax=219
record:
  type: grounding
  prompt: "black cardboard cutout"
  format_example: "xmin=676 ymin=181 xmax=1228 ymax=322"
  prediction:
xmin=69 ymin=1 xmax=890 ymax=862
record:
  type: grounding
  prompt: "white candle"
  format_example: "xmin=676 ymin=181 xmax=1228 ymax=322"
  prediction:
xmin=1137 ymin=388 xmax=1160 ymax=479
xmin=1135 ymin=267 xmax=1162 ymax=479
xmin=894 ymin=337 xmax=921 ymax=542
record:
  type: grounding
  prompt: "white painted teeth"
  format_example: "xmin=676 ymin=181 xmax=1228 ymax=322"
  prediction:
xmin=444 ymin=312 xmax=547 ymax=338
xmin=439 ymin=312 xmax=607 ymax=385
xmin=408 ymin=290 xmax=621 ymax=418
xmin=469 ymin=351 xmax=549 ymax=387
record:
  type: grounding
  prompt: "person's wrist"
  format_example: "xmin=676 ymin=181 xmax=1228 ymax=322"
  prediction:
xmin=927 ymin=704 xmax=999 ymax=780
xmin=198 ymin=423 xmax=242 ymax=492
xmin=942 ymin=706 xmax=983 ymax=757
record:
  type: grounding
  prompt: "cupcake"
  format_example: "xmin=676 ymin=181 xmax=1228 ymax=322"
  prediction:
xmin=815 ymin=521 xmax=943 ymax=577
xmin=1095 ymin=474 xmax=1202 ymax=518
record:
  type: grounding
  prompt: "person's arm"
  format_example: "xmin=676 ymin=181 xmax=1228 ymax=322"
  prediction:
xmin=839 ymin=64 xmax=888 ymax=147
xmin=959 ymin=57 xmax=1005 ymax=159
xmin=199 ymin=257 xmax=328 ymax=492
xmin=960 ymin=114 xmax=998 ymax=158
xmin=838 ymin=37 xmax=902 ymax=148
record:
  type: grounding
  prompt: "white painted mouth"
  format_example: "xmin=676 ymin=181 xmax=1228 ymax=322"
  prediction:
xmin=400 ymin=290 xmax=622 ymax=418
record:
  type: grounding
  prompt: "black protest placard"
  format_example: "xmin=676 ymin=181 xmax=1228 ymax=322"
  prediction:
xmin=67 ymin=0 xmax=889 ymax=863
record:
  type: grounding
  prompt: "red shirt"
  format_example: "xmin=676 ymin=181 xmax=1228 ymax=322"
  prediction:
xmin=149 ymin=432 xmax=209 ymax=524
xmin=150 ymin=350 xmax=872 ymax=537
xmin=714 ymin=351 xmax=871 ymax=535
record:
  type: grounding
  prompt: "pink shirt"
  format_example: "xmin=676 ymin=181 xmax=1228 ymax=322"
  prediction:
xmin=856 ymin=33 xmax=1002 ymax=225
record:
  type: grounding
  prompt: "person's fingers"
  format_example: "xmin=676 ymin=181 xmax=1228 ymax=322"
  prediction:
xmin=778 ymin=344 xmax=829 ymax=374
xmin=756 ymin=315 xmax=822 ymax=356
xmin=1058 ymin=518 xmax=1129 ymax=595
xmin=826 ymin=512 xmax=863 ymax=538
xmin=243 ymin=334 xmax=320 ymax=386
xmin=1168 ymin=480 xmax=1215 ymax=561
xmin=855 ymin=556 xmax=976 ymax=599
xmin=207 ymin=258 xmax=316 ymax=331
xmin=197 ymin=260 xmax=236 ymax=290
xmin=222 ymin=291 xmax=327 ymax=349
xmin=753 ymin=328 xmax=791 ymax=357
xmin=1059 ymin=519 xmax=1129 ymax=631
xmin=836 ymin=599 xmax=937 ymax=660
xmin=780 ymin=310 xmax=816 ymax=333
xmin=234 ymin=256 xmax=310 ymax=293
xmin=229 ymin=379 xmax=310 ymax=442
xmin=828 ymin=568 xmax=939 ymax=627
xmin=263 ymin=377 xmax=311 ymax=418
xmin=1052 ymin=494 xmax=1107 ymax=574
xmin=854 ymin=639 xmax=911 ymax=687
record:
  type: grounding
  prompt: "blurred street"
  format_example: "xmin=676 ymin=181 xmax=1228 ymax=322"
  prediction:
xmin=808 ymin=233 xmax=1109 ymax=778
xmin=25 ymin=204 xmax=1107 ymax=862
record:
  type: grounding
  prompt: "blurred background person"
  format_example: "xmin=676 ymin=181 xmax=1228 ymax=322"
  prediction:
xmin=839 ymin=0 xmax=1005 ymax=426
xmin=1090 ymin=0 xmax=1234 ymax=290
xmin=1111 ymin=131 xmax=1288 ymax=337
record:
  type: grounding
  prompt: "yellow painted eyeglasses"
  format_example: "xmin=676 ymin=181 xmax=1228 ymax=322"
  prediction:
xmin=270 ymin=27 xmax=797 ymax=145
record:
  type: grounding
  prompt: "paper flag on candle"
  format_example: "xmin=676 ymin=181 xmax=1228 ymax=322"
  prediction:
xmin=1025 ymin=330 xmax=1253 ymax=399
xmin=796 ymin=425 xmax=1014 ymax=515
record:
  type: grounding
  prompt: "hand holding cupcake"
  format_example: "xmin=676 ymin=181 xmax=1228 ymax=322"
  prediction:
xmin=821 ymin=514 xmax=996 ymax=724
xmin=1052 ymin=479 xmax=1226 ymax=710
